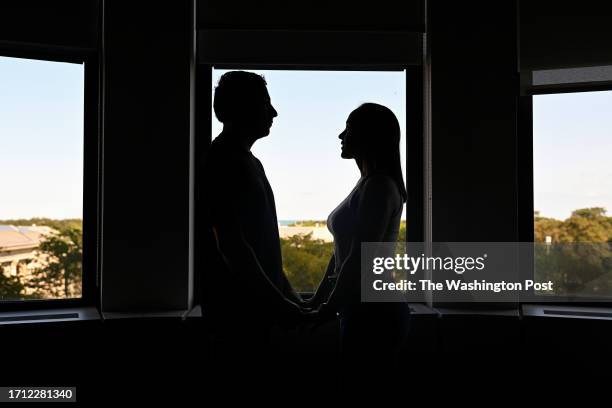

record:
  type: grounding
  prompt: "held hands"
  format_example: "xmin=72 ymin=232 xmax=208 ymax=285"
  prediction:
xmin=302 ymin=301 xmax=339 ymax=333
xmin=278 ymin=297 xmax=338 ymax=331
xmin=296 ymin=301 xmax=319 ymax=321
xmin=277 ymin=298 xmax=316 ymax=330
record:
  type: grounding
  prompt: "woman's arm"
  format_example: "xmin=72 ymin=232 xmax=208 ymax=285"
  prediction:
xmin=303 ymin=254 xmax=336 ymax=309
xmin=319 ymin=176 xmax=401 ymax=313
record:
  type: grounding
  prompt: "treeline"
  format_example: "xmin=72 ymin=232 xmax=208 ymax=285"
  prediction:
xmin=281 ymin=234 xmax=333 ymax=293
xmin=534 ymin=207 xmax=611 ymax=243
xmin=0 ymin=218 xmax=82 ymax=231
xmin=281 ymin=220 xmax=407 ymax=293
xmin=534 ymin=207 xmax=611 ymax=296
xmin=4 ymin=210 xmax=609 ymax=299
xmin=284 ymin=209 xmax=612 ymax=295
xmin=287 ymin=220 xmax=326 ymax=227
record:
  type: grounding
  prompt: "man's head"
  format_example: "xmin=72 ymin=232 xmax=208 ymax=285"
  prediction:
xmin=213 ymin=71 xmax=278 ymax=141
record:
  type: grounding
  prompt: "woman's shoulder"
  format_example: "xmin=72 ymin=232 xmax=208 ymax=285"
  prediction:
xmin=361 ymin=173 xmax=401 ymax=196
xmin=353 ymin=173 xmax=403 ymax=210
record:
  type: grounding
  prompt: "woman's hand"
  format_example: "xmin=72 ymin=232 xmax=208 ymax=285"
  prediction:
xmin=300 ymin=302 xmax=338 ymax=333
xmin=276 ymin=299 xmax=313 ymax=330
xmin=316 ymin=302 xmax=338 ymax=320
xmin=300 ymin=296 xmax=318 ymax=310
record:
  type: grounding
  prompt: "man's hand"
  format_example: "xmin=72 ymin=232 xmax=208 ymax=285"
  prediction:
xmin=300 ymin=302 xmax=338 ymax=333
xmin=276 ymin=299 xmax=311 ymax=329
xmin=316 ymin=302 xmax=338 ymax=321
xmin=300 ymin=296 xmax=317 ymax=310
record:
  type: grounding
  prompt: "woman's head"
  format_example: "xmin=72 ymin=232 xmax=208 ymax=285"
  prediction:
xmin=338 ymin=103 xmax=407 ymax=201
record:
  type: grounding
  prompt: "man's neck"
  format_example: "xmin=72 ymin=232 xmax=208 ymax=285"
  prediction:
xmin=219 ymin=126 xmax=255 ymax=151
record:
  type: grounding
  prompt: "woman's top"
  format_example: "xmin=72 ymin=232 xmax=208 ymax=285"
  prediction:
xmin=326 ymin=173 xmax=404 ymax=310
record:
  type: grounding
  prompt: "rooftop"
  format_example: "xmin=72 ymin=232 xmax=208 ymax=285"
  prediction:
xmin=0 ymin=225 xmax=54 ymax=252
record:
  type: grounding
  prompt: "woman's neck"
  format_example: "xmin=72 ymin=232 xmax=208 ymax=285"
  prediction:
xmin=357 ymin=158 xmax=377 ymax=177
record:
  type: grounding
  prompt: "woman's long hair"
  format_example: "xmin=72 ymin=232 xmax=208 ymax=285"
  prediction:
xmin=349 ymin=103 xmax=408 ymax=202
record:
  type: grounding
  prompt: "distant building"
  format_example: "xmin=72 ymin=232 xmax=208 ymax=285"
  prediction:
xmin=0 ymin=225 xmax=54 ymax=293
xmin=278 ymin=224 xmax=334 ymax=242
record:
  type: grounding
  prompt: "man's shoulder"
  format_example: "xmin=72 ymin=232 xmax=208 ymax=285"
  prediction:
xmin=208 ymin=137 xmax=239 ymax=158
xmin=206 ymin=139 xmax=250 ymax=169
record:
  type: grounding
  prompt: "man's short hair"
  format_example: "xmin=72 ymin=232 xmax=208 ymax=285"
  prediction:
xmin=213 ymin=71 xmax=268 ymax=123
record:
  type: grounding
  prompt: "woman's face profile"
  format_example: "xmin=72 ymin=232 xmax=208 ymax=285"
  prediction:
xmin=338 ymin=121 xmax=353 ymax=159
xmin=338 ymin=113 xmax=364 ymax=159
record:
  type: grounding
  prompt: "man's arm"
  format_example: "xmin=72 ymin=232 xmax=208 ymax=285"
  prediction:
xmin=278 ymin=272 xmax=304 ymax=305
xmin=212 ymin=217 xmax=303 ymax=317
xmin=205 ymin=152 xmax=304 ymax=320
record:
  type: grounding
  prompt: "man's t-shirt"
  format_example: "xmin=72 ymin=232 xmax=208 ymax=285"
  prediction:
xmin=202 ymin=134 xmax=290 ymax=313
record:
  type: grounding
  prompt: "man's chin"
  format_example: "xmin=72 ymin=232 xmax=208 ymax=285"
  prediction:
xmin=254 ymin=128 xmax=271 ymax=139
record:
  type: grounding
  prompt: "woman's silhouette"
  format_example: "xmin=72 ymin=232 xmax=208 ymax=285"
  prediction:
xmin=306 ymin=102 xmax=410 ymax=367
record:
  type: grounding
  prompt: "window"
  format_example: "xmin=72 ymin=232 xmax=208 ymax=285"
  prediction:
xmin=533 ymin=90 xmax=612 ymax=298
xmin=211 ymin=68 xmax=407 ymax=292
xmin=0 ymin=56 xmax=85 ymax=302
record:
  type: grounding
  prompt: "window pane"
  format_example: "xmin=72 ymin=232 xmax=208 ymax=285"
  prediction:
xmin=212 ymin=69 xmax=406 ymax=292
xmin=0 ymin=56 xmax=84 ymax=301
xmin=533 ymin=91 xmax=612 ymax=297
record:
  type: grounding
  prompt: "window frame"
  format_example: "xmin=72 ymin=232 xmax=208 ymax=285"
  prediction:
xmin=195 ymin=63 xmax=424 ymax=298
xmin=0 ymin=48 xmax=101 ymax=312
xmin=518 ymin=82 xmax=612 ymax=305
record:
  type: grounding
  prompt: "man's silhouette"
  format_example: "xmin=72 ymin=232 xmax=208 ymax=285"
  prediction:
xmin=202 ymin=71 xmax=303 ymax=350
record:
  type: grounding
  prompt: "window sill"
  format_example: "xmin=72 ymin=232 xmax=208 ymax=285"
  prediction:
xmin=434 ymin=307 xmax=520 ymax=317
xmin=0 ymin=307 xmax=100 ymax=326
xmin=408 ymin=303 xmax=439 ymax=316
xmin=102 ymin=305 xmax=201 ymax=320
xmin=522 ymin=304 xmax=612 ymax=321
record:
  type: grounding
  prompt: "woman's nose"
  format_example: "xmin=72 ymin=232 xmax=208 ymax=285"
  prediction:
xmin=338 ymin=130 xmax=345 ymax=140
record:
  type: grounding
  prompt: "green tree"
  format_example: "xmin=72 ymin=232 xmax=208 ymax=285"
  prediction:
xmin=281 ymin=219 xmax=407 ymax=293
xmin=534 ymin=214 xmax=564 ymax=243
xmin=281 ymin=233 xmax=334 ymax=293
xmin=560 ymin=207 xmax=611 ymax=243
xmin=0 ymin=268 xmax=25 ymax=301
xmin=534 ymin=207 xmax=612 ymax=296
xmin=27 ymin=227 xmax=83 ymax=299
xmin=398 ymin=220 xmax=407 ymax=242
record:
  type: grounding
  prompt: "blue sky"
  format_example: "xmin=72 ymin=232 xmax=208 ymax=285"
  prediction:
xmin=0 ymin=56 xmax=84 ymax=220
xmin=534 ymin=91 xmax=612 ymax=220
xmin=1 ymin=57 xmax=610 ymax=223
xmin=212 ymin=69 xmax=407 ymax=220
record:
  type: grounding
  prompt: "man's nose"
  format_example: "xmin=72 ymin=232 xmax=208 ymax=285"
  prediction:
xmin=338 ymin=130 xmax=345 ymax=140
xmin=271 ymin=105 xmax=278 ymax=118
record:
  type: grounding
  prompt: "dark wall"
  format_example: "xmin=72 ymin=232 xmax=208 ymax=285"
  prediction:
xmin=0 ymin=0 xmax=98 ymax=51
xmin=2 ymin=314 xmax=609 ymax=400
xmin=101 ymin=0 xmax=194 ymax=311
xmin=2 ymin=2 xmax=612 ymax=395
xmin=430 ymin=0 xmax=519 ymax=242
xmin=520 ymin=0 xmax=612 ymax=70
xmin=197 ymin=0 xmax=425 ymax=31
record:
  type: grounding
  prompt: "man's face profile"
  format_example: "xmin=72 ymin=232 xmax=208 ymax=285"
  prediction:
xmin=248 ymin=87 xmax=278 ymax=139
xmin=214 ymin=71 xmax=278 ymax=141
